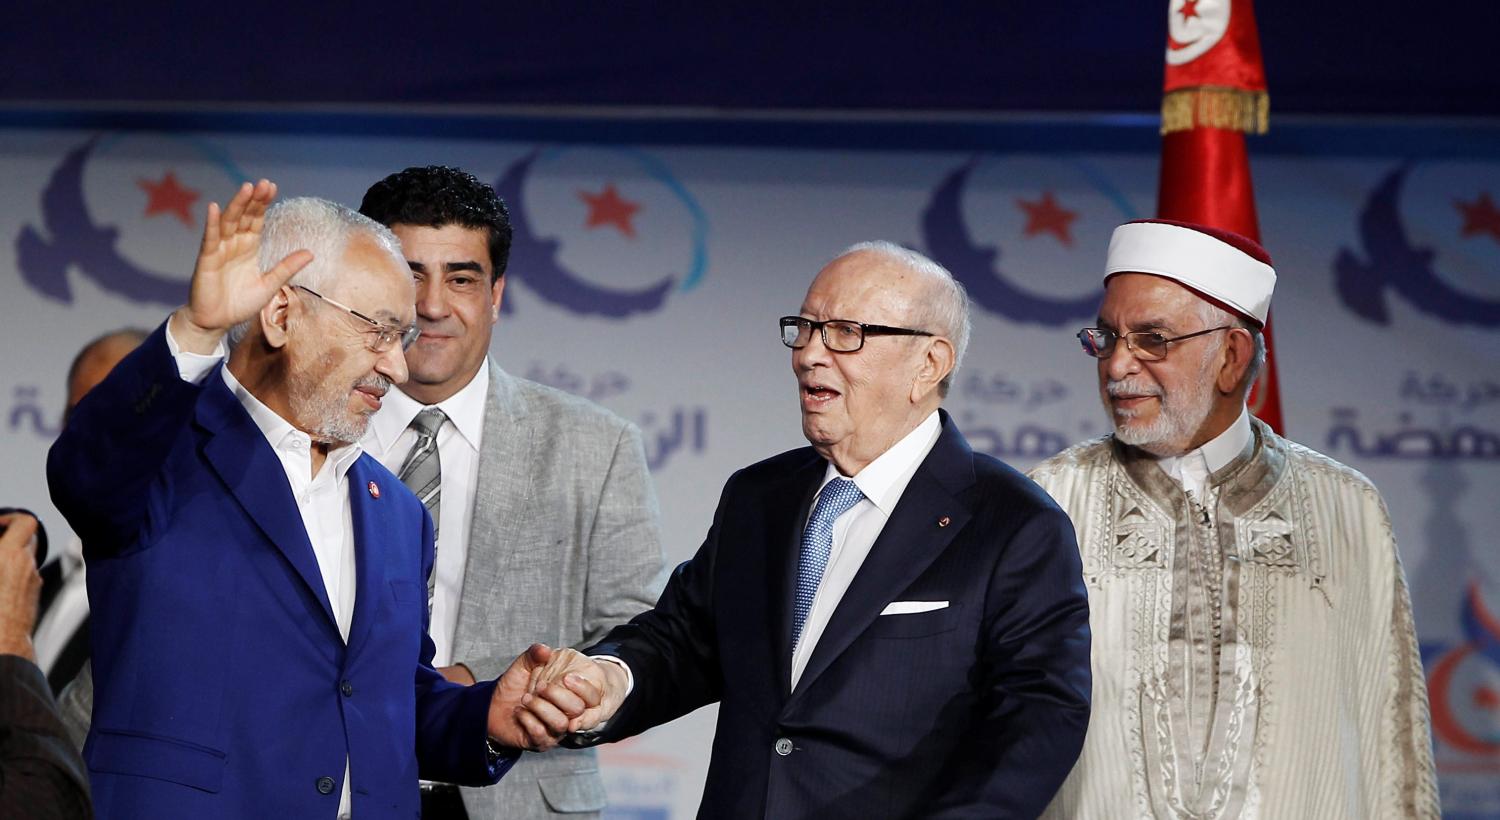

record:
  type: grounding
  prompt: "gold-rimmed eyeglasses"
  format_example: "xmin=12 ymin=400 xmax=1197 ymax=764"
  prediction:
xmin=1076 ymin=326 xmax=1232 ymax=361
xmin=295 ymin=285 xmax=420 ymax=352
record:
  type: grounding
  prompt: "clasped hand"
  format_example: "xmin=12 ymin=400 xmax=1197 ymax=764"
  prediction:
xmin=488 ymin=645 xmax=628 ymax=752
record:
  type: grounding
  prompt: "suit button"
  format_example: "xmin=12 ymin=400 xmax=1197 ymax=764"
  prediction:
xmin=340 ymin=680 xmax=354 ymax=697
xmin=316 ymin=776 xmax=336 ymax=794
xmin=774 ymin=737 xmax=794 ymax=756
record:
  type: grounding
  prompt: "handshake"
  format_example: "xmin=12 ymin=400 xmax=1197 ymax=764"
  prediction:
xmin=486 ymin=645 xmax=633 ymax=753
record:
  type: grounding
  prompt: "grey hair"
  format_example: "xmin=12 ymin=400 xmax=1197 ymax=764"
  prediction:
xmin=226 ymin=197 xmax=405 ymax=347
xmin=837 ymin=240 xmax=972 ymax=396
xmin=1196 ymin=299 xmax=1267 ymax=393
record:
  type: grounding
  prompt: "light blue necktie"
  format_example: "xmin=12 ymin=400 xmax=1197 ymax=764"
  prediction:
xmin=792 ymin=477 xmax=865 ymax=650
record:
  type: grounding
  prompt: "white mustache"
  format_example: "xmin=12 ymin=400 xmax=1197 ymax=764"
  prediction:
xmin=1106 ymin=379 xmax=1163 ymax=399
xmin=355 ymin=374 xmax=391 ymax=396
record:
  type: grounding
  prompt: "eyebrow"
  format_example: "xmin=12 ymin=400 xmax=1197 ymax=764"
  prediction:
xmin=407 ymin=260 xmax=486 ymax=274
xmin=1098 ymin=317 xmax=1175 ymax=332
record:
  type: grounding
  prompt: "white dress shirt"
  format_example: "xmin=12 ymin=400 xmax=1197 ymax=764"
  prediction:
xmin=790 ymin=410 xmax=942 ymax=689
xmin=360 ymin=359 xmax=488 ymax=669
xmin=166 ymin=327 xmax=361 ymax=818
xmin=1157 ymin=407 xmax=1252 ymax=499
xmin=32 ymin=536 xmax=88 ymax=679
xmin=592 ymin=411 xmax=944 ymax=701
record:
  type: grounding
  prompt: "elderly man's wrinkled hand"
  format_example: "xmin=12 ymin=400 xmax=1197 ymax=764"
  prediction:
xmin=487 ymin=643 xmax=603 ymax=752
xmin=170 ymin=179 xmax=313 ymax=353
xmin=0 ymin=513 xmax=42 ymax=661
xmin=525 ymin=647 xmax=627 ymax=735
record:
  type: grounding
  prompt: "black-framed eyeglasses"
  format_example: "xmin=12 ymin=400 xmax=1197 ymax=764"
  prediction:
xmin=295 ymin=285 xmax=421 ymax=352
xmin=779 ymin=316 xmax=934 ymax=353
xmin=1077 ymin=326 xmax=1232 ymax=361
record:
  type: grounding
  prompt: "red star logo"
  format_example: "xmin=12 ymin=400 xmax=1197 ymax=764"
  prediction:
xmin=1455 ymin=191 xmax=1500 ymax=244
xmin=1180 ymin=0 xmax=1201 ymax=21
xmin=1016 ymin=191 xmax=1079 ymax=246
xmin=578 ymin=183 xmax=642 ymax=238
xmin=137 ymin=171 xmax=200 ymax=227
xmin=1477 ymin=686 xmax=1500 ymax=710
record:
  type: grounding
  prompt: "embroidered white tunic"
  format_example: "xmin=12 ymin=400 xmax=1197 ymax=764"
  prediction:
xmin=1031 ymin=418 xmax=1439 ymax=819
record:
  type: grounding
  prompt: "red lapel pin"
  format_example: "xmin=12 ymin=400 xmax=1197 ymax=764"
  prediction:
xmin=937 ymin=516 xmax=951 ymax=528
xmin=368 ymin=481 xmax=381 ymax=499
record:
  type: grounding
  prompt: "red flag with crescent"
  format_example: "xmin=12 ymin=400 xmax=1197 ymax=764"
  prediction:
xmin=1156 ymin=0 xmax=1284 ymax=433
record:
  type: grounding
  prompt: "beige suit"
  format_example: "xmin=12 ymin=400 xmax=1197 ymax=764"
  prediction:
xmin=455 ymin=362 xmax=664 ymax=818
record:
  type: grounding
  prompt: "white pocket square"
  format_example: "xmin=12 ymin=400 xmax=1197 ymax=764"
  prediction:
xmin=879 ymin=600 xmax=949 ymax=616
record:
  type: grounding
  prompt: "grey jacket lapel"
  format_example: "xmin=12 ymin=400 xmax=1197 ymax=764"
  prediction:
xmin=452 ymin=362 xmax=536 ymax=648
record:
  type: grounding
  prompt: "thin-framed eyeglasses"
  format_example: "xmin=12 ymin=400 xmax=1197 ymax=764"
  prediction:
xmin=295 ymin=285 xmax=421 ymax=352
xmin=779 ymin=316 xmax=934 ymax=353
xmin=1076 ymin=325 xmax=1232 ymax=361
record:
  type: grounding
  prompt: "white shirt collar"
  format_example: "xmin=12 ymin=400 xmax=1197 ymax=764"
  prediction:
xmin=1156 ymin=405 xmax=1253 ymax=494
xmin=1200 ymin=406 xmax=1253 ymax=474
xmin=220 ymin=365 xmax=364 ymax=480
xmin=819 ymin=410 xmax=943 ymax=517
xmin=368 ymin=358 xmax=490 ymax=455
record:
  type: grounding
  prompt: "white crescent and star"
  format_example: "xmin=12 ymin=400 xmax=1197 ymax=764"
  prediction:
xmin=1166 ymin=0 xmax=1231 ymax=65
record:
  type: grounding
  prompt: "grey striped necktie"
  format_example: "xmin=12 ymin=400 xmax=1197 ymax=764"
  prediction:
xmin=396 ymin=407 xmax=446 ymax=605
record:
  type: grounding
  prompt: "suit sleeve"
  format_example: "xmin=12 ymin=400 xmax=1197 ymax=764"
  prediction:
xmin=410 ymin=509 xmax=516 ymax=785
xmin=930 ymin=504 xmax=1092 ymax=819
xmin=578 ymin=421 xmax=665 ymax=645
xmin=0 ymin=655 xmax=92 ymax=820
xmin=47 ymin=322 xmax=201 ymax=554
xmin=570 ymin=471 xmax=737 ymax=744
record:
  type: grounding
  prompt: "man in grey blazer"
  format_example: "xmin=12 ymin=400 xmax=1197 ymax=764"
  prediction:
xmin=358 ymin=166 xmax=664 ymax=820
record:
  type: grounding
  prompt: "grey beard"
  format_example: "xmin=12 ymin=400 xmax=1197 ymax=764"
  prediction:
xmin=1104 ymin=376 xmax=1214 ymax=457
xmin=289 ymin=362 xmax=388 ymax=446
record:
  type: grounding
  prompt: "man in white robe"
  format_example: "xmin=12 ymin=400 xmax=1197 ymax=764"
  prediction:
xmin=1032 ymin=219 xmax=1439 ymax=819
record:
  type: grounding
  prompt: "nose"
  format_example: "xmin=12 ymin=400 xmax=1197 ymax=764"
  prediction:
xmin=415 ymin=277 xmax=448 ymax=321
xmin=792 ymin=326 xmax=832 ymax=373
xmin=376 ymin=343 xmax=409 ymax=385
xmin=1102 ymin=337 xmax=1141 ymax=382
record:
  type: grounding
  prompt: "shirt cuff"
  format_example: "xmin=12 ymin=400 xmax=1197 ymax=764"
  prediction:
xmin=164 ymin=321 xmax=228 ymax=384
xmin=588 ymin=654 xmax=635 ymax=699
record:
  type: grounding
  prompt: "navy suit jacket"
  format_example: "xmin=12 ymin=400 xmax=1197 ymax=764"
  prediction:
xmin=47 ymin=325 xmax=512 ymax=819
xmin=581 ymin=412 xmax=1091 ymax=819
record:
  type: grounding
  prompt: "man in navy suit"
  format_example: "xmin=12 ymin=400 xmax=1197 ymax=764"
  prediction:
xmin=525 ymin=242 xmax=1092 ymax=819
xmin=48 ymin=181 xmax=578 ymax=819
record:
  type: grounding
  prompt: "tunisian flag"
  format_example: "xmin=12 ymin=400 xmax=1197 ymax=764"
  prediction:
xmin=1156 ymin=0 xmax=1284 ymax=433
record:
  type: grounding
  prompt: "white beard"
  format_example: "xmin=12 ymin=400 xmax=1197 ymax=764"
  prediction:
xmin=287 ymin=350 xmax=386 ymax=446
xmin=1102 ymin=346 xmax=1218 ymax=457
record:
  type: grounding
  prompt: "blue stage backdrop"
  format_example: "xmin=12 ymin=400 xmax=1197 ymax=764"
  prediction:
xmin=1 ymin=113 xmax=1497 ymax=818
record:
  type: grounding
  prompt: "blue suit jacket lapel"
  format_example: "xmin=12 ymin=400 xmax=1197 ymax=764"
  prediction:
xmin=346 ymin=457 xmax=395 ymax=654
xmin=197 ymin=367 xmax=338 ymax=631
xmin=790 ymin=412 xmax=976 ymax=699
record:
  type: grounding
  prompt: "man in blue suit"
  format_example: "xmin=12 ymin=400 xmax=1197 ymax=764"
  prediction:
xmin=48 ymin=181 xmax=576 ymax=819
xmin=528 ymin=242 xmax=1092 ymax=819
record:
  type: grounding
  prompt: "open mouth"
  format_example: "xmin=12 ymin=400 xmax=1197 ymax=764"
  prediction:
xmin=802 ymin=383 xmax=841 ymax=406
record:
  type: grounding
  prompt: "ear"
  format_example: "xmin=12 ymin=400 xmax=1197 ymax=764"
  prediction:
xmin=1215 ymin=327 xmax=1254 ymax=395
xmin=259 ymin=286 xmax=295 ymax=350
xmin=910 ymin=337 xmax=956 ymax=403
xmin=490 ymin=274 xmax=506 ymax=323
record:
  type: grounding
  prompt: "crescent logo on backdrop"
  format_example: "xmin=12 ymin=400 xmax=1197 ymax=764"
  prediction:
xmin=1334 ymin=164 xmax=1500 ymax=327
xmin=495 ymin=147 xmax=708 ymax=319
xmin=16 ymin=135 xmax=246 ymax=306
xmin=1428 ymin=582 xmax=1500 ymax=756
xmin=1165 ymin=0 xmax=1231 ymax=65
xmin=920 ymin=156 xmax=1135 ymax=326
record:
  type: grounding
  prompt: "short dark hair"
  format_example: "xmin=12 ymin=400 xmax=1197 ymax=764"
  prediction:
xmin=358 ymin=166 xmax=513 ymax=281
